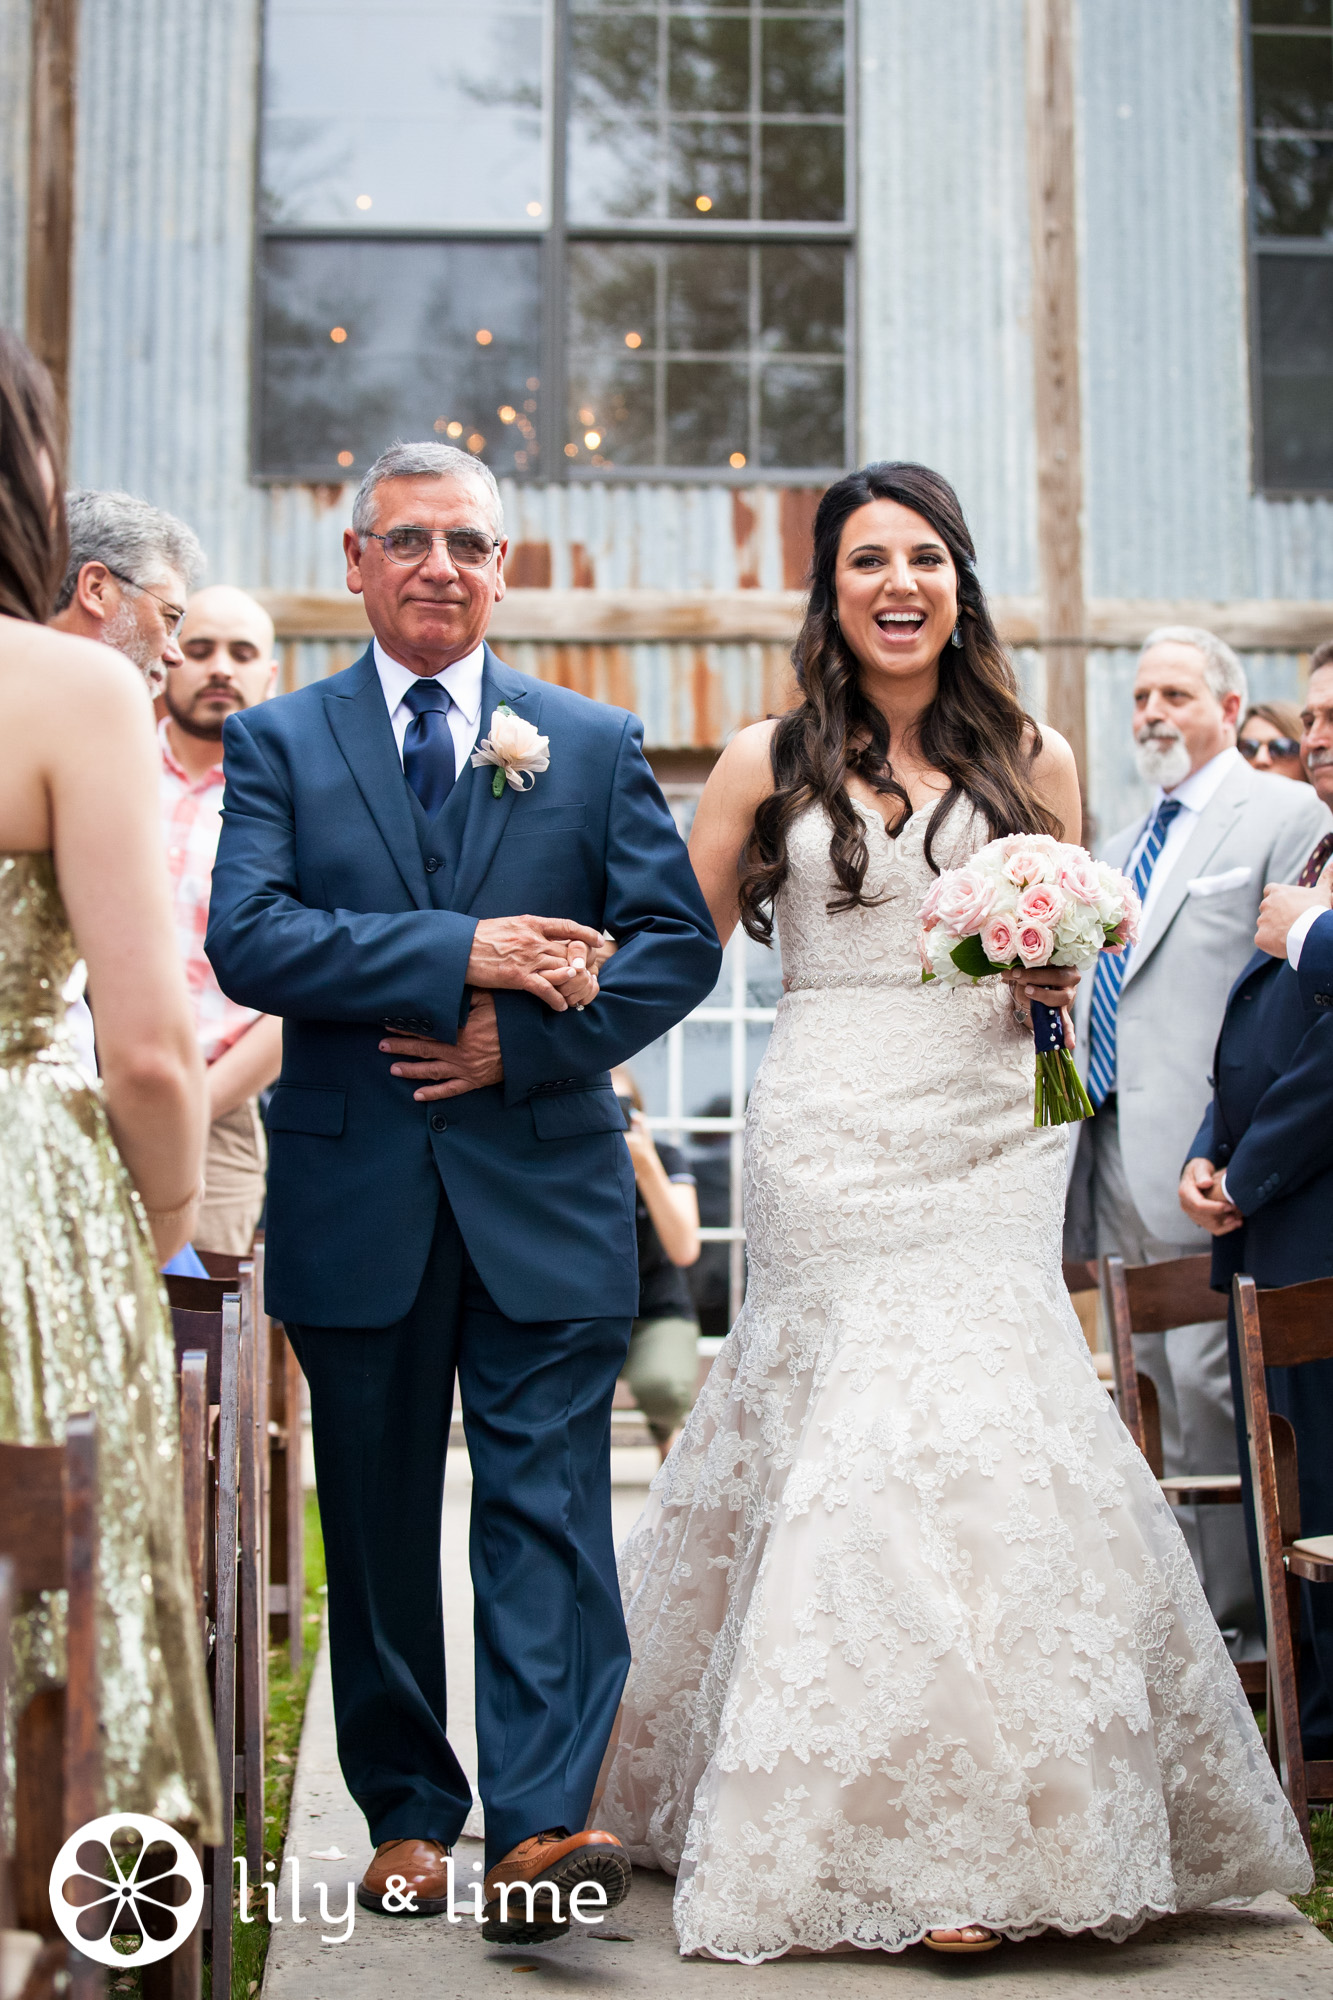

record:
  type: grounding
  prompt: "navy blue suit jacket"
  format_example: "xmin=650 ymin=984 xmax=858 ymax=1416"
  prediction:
xmin=1188 ymin=930 xmax=1333 ymax=1293
xmin=205 ymin=644 xmax=722 ymax=1328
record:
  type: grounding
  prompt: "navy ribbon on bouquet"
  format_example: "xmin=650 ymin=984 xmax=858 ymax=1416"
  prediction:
xmin=1030 ymin=1001 xmax=1065 ymax=1055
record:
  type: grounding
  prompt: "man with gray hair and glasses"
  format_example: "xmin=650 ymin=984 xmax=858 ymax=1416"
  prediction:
xmin=1068 ymin=624 xmax=1330 ymax=1658
xmin=51 ymin=487 xmax=204 ymax=697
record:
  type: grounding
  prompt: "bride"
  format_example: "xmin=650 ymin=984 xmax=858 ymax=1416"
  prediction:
xmin=598 ymin=462 xmax=1309 ymax=1958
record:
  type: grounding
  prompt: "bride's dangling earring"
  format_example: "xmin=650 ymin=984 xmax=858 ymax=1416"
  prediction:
xmin=951 ymin=618 xmax=964 ymax=649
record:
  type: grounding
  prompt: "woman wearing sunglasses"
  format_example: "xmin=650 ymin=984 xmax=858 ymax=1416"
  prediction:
xmin=1238 ymin=698 xmax=1308 ymax=782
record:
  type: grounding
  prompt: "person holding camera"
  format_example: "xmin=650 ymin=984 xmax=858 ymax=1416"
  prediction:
xmin=612 ymin=1067 xmax=701 ymax=1460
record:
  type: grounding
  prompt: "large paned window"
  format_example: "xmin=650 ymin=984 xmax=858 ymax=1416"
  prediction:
xmin=1247 ymin=1 xmax=1333 ymax=490
xmin=256 ymin=1 xmax=851 ymax=481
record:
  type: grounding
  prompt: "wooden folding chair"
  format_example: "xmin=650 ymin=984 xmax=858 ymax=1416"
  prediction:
xmin=0 ymin=1418 xmax=103 ymax=1999
xmin=264 ymin=1246 xmax=306 ymax=1676
xmin=1100 ymin=1253 xmax=1266 ymax=1703
xmin=167 ymin=1283 xmax=242 ymax=2000
xmin=1234 ymin=1271 xmax=1333 ymax=1853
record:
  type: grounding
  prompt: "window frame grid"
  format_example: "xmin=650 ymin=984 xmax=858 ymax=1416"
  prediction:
xmin=251 ymin=0 xmax=855 ymax=484
xmin=1244 ymin=0 xmax=1333 ymax=496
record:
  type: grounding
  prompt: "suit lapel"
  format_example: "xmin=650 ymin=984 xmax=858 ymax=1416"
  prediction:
xmin=451 ymin=647 xmax=543 ymax=911
xmin=1120 ymin=767 xmax=1250 ymax=994
xmin=324 ymin=647 xmax=431 ymax=911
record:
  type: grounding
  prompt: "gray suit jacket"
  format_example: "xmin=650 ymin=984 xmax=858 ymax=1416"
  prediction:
xmin=1067 ymin=760 xmax=1331 ymax=1250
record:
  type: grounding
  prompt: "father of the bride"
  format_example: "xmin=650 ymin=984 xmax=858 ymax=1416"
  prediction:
xmin=206 ymin=442 xmax=721 ymax=1941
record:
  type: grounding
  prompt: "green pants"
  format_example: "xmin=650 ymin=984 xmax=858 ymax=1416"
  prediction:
xmin=619 ymin=1314 xmax=700 ymax=1447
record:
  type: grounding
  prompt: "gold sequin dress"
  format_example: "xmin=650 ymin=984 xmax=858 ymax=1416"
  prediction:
xmin=0 ymin=852 xmax=221 ymax=1840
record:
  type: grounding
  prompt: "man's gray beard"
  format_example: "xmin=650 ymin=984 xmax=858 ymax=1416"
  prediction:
xmin=1134 ymin=731 xmax=1192 ymax=790
xmin=103 ymin=600 xmax=166 ymax=695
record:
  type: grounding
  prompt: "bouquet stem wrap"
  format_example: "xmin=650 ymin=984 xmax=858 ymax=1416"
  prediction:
xmin=1030 ymin=1000 xmax=1095 ymax=1129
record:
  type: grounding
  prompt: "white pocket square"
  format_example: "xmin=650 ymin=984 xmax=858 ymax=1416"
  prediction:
xmin=1186 ymin=866 xmax=1252 ymax=897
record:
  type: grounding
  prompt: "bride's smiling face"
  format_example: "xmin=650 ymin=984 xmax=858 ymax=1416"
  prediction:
xmin=833 ymin=499 xmax=959 ymax=693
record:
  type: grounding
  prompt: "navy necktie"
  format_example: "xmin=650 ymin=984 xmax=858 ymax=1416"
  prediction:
xmin=401 ymin=677 xmax=456 ymax=817
xmin=1087 ymin=795 xmax=1184 ymax=1109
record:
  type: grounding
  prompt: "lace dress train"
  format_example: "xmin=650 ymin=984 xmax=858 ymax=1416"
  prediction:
xmin=599 ymin=800 xmax=1309 ymax=1960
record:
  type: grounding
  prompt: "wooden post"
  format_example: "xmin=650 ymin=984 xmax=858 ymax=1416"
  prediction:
xmin=1026 ymin=0 xmax=1087 ymax=791
xmin=25 ymin=0 xmax=79 ymax=423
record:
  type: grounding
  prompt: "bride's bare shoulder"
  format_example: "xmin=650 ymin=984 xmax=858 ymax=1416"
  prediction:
xmin=705 ymin=718 xmax=781 ymax=811
xmin=0 ymin=615 xmax=148 ymax=718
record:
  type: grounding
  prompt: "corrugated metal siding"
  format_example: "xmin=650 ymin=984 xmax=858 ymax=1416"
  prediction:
xmin=0 ymin=0 xmax=31 ymax=331
xmin=857 ymin=0 xmax=1037 ymax=595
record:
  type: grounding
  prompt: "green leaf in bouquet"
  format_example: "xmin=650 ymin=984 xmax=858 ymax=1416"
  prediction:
xmin=948 ymin=933 xmax=997 ymax=980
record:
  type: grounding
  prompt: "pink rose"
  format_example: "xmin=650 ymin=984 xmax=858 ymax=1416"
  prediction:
xmin=1057 ymin=856 xmax=1102 ymax=906
xmin=1015 ymin=919 xmax=1053 ymax=967
xmin=1016 ymin=883 xmax=1065 ymax=928
xmin=980 ymin=912 xmax=1018 ymax=963
xmin=918 ymin=877 xmax=944 ymax=932
xmin=917 ymin=928 xmax=933 ymax=971
xmin=934 ymin=866 xmax=996 ymax=935
xmin=1002 ymin=843 xmax=1054 ymax=889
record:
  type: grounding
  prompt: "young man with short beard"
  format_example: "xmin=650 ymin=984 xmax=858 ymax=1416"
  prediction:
xmin=1066 ymin=625 xmax=1330 ymax=1659
xmin=160 ymin=585 xmax=282 ymax=1253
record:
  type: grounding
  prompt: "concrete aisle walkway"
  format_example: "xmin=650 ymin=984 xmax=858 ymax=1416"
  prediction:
xmin=263 ymin=1454 xmax=1333 ymax=2000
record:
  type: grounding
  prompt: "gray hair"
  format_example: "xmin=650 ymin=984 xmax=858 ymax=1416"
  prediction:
xmin=1140 ymin=624 xmax=1248 ymax=711
xmin=350 ymin=441 xmax=504 ymax=539
xmin=55 ymin=488 xmax=205 ymax=612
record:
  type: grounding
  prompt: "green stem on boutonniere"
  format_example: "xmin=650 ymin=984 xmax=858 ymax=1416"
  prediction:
xmin=492 ymin=768 xmax=505 ymax=798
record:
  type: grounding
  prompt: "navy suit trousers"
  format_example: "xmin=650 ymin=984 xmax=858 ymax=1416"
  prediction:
xmin=287 ymin=1194 xmax=632 ymax=1865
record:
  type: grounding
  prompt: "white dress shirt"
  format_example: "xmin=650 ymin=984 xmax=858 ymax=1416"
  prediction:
xmin=1126 ymin=745 xmax=1242 ymax=932
xmin=374 ymin=637 xmax=485 ymax=781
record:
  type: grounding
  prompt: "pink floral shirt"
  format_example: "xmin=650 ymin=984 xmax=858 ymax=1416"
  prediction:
xmin=158 ymin=720 xmax=260 ymax=1064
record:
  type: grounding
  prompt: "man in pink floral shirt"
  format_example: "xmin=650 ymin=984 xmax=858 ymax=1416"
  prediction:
xmin=161 ymin=585 xmax=282 ymax=1252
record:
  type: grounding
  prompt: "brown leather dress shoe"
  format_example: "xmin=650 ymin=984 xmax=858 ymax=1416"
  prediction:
xmin=357 ymin=1837 xmax=453 ymax=1916
xmin=482 ymin=1828 xmax=631 ymax=1946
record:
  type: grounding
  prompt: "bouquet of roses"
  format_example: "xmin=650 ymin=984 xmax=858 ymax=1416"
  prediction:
xmin=918 ymin=834 xmax=1140 ymax=1127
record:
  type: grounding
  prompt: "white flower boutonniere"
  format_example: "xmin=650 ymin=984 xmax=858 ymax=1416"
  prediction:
xmin=471 ymin=704 xmax=551 ymax=798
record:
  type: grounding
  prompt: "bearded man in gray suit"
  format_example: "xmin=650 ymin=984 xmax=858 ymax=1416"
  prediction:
xmin=1068 ymin=625 xmax=1330 ymax=1654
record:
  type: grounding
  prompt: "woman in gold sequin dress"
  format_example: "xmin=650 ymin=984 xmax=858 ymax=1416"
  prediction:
xmin=0 ymin=331 xmax=220 ymax=1840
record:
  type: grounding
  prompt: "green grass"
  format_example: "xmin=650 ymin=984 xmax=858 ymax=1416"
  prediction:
xmin=1292 ymin=1807 xmax=1333 ymax=1940
xmin=202 ymin=1489 xmax=325 ymax=2000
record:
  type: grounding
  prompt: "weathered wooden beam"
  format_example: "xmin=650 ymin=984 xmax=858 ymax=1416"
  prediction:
xmin=1026 ymin=0 xmax=1087 ymax=781
xmin=256 ymin=588 xmax=1333 ymax=656
xmin=25 ymin=0 xmax=79 ymax=424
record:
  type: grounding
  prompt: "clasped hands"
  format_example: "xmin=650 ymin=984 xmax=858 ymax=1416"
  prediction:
xmin=380 ymin=916 xmax=618 ymax=1103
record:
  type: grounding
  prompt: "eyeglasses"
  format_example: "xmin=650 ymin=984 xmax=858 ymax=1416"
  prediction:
xmin=104 ymin=566 xmax=187 ymax=638
xmin=364 ymin=527 xmax=501 ymax=569
xmin=1239 ymin=734 xmax=1301 ymax=761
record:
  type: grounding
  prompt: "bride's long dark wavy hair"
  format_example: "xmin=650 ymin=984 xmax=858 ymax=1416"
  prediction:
xmin=737 ymin=461 xmax=1060 ymax=943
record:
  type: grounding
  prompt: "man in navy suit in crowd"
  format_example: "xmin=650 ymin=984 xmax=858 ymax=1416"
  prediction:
xmin=1180 ymin=654 xmax=1333 ymax=1754
xmin=207 ymin=442 xmax=721 ymax=1940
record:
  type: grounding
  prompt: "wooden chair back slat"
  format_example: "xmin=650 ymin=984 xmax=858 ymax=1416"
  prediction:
xmin=1121 ymin=1252 xmax=1217 ymax=1333
xmin=1137 ymin=1371 xmax=1164 ymax=1482
xmin=171 ymin=1310 xmax=221 ymax=1405
xmin=163 ymin=1273 xmax=232 ymax=1314
xmin=1249 ymin=1275 xmax=1333 ymax=1370
xmin=1100 ymin=1257 xmax=1147 ymax=1456
xmin=1271 ymin=1412 xmax=1303 ymax=1546
xmin=0 ymin=1444 xmax=65 ymax=1590
xmin=196 ymin=1249 xmax=244 ymax=1281
xmin=0 ymin=1553 xmax=12 ymax=1934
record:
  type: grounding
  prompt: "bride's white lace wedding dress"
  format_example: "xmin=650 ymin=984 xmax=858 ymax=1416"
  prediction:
xmin=600 ymin=796 xmax=1310 ymax=1960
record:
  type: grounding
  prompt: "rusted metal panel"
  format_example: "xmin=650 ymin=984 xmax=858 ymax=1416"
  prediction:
xmin=857 ymin=0 xmax=1038 ymax=595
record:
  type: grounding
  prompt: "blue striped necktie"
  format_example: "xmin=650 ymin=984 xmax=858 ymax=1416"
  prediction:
xmin=1087 ymin=796 xmax=1184 ymax=1110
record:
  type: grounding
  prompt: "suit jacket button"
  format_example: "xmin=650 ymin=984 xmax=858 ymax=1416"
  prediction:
xmin=425 ymin=856 xmax=440 ymax=873
xmin=430 ymin=1112 xmax=448 ymax=1133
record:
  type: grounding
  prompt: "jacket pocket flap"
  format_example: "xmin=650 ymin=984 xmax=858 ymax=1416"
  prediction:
xmin=507 ymin=803 xmax=588 ymax=839
xmin=529 ymin=1084 xmax=627 ymax=1140
xmin=1186 ymin=865 xmax=1253 ymax=898
xmin=267 ymin=1086 xmax=346 ymax=1137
